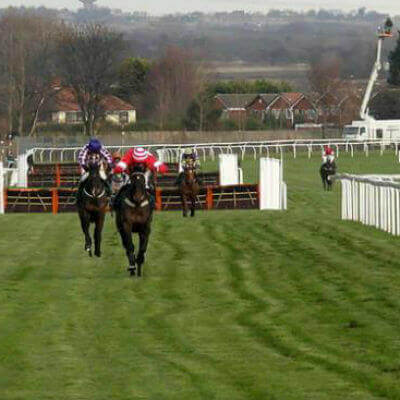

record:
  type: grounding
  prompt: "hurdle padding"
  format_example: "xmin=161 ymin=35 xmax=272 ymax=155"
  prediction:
xmin=157 ymin=184 xmax=258 ymax=211
xmin=211 ymin=184 xmax=259 ymax=209
xmin=28 ymin=163 xmax=81 ymax=188
xmin=57 ymin=188 xmax=79 ymax=213
xmin=159 ymin=187 xmax=208 ymax=211
xmin=156 ymin=171 xmax=219 ymax=189
xmin=5 ymin=184 xmax=259 ymax=213
xmin=6 ymin=188 xmax=53 ymax=213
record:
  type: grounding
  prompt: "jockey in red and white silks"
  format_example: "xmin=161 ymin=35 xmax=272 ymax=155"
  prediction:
xmin=322 ymin=145 xmax=335 ymax=164
xmin=113 ymin=147 xmax=169 ymax=188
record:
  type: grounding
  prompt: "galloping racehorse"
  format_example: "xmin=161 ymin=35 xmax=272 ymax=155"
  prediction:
xmin=320 ymin=158 xmax=337 ymax=191
xmin=77 ymin=154 xmax=110 ymax=257
xmin=179 ymin=158 xmax=200 ymax=217
xmin=114 ymin=165 xmax=153 ymax=277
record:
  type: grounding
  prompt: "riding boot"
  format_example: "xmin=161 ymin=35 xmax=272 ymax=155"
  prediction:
xmin=103 ymin=179 xmax=112 ymax=197
xmin=147 ymin=184 xmax=156 ymax=210
xmin=175 ymin=172 xmax=184 ymax=186
xmin=195 ymin=173 xmax=203 ymax=186
xmin=76 ymin=181 xmax=85 ymax=206
xmin=113 ymin=184 xmax=129 ymax=211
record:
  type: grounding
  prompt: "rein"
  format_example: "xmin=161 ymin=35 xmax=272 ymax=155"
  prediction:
xmin=83 ymin=188 xmax=106 ymax=199
xmin=83 ymin=161 xmax=108 ymax=199
xmin=124 ymin=171 xmax=149 ymax=209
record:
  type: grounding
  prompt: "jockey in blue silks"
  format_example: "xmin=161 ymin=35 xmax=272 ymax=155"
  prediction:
xmin=77 ymin=138 xmax=113 ymax=203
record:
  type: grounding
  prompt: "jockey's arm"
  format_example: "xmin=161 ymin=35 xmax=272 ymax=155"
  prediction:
xmin=113 ymin=149 xmax=133 ymax=174
xmin=148 ymin=154 xmax=168 ymax=174
xmin=101 ymin=148 xmax=113 ymax=167
xmin=78 ymin=145 xmax=89 ymax=170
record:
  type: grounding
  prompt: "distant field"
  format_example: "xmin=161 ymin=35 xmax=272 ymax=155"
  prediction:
xmin=209 ymin=62 xmax=310 ymax=89
xmin=1 ymin=151 xmax=400 ymax=399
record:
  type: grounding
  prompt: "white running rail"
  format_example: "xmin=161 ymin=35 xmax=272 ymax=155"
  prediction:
xmin=0 ymin=163 xmax=5 ymax=214
xmin=28 ymin=138 xmax=400 ymax=164
xmin=337 ymin=173 xmax=400 ymax=235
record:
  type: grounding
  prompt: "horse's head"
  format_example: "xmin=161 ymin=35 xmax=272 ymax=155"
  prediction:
xmin=129 ymin=165 xmax=147 ymax=199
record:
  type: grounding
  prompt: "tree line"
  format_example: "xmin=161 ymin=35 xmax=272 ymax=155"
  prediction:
xmin=1 ymin=6 xmax=397 ymax=79
xmin=0 ymin=9 xmax=295 ymax=136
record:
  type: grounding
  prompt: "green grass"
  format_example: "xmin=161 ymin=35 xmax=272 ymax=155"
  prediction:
xmin=1 ymin=150 xmax=400 ymax=399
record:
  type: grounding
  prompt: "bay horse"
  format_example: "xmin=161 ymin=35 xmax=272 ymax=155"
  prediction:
xmin=77 ymin=154 xmax=109 ymax=257
xmin=179 ymin=158 xmax=200 ymax=217
xmin=114 ymin=165 xmax=153 ymax=277
xmin=320 ymin=158 xmax=337 ymax=191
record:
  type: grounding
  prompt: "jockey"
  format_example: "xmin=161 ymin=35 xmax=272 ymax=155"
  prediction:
xmin=78 ymin=138 xmax=113 ymax=179
xmin=113 ymin=146 xmax=168 ymax=184
xmin=113 ymin=147 xmax=168 ymax=209
xmin=176 ymin=148 xmax=200 ymax=185
xmin=110 ymin=151 xmax=129 ymax=194
xmin=77 ymin=138 xmax=113 ymax=203
xmin=322 ymin=145 xmax=335 ymax=164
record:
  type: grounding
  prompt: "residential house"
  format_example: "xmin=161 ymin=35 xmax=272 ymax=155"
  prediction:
xmin=315 ymin=91 xmax=361 ymax=127
xmin=215 ymin=92 xmax=317 ymax=129
xmin=215 ymin=94 xmax=257 ymax=128
xmin=41 ymin=87 xmax=136 ymax=126
xmin=246 ymin=94 xmax=280 ymax=120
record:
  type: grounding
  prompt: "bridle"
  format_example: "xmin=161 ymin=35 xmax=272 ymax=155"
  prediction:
xmin=124 ymin=171 xmax=149 ymax=209
xmin=83 ymin=157 xmax=107 ymax=199
xmin=83 ymin=188 xmax=106 ymax=199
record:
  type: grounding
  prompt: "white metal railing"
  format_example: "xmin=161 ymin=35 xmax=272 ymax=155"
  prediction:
xmin=337 ymin=173 xmax=400 ymax=235
xmin=27 ymin=138 xmax=400 ymax=164
xmin=0 ymin=163 xmax=5 ymax=214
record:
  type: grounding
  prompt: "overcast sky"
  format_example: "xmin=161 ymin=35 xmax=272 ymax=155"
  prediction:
xmin=3 ymin=0 xmax=399 ymax=15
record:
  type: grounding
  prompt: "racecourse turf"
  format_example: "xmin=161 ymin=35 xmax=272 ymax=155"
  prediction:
xmin=2 ymin=150 xmax=400 ymax=399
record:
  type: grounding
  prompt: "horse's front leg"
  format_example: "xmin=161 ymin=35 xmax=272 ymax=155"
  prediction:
xmin=79 ymin=212 xmax=92 ymax=257
xmin=94 ymin=213 xmax=105 ymax=258
xmin=119 ymin=221 xmax=136 ymax=275
xmin=136 ymin=226 xmax=151 ymax=278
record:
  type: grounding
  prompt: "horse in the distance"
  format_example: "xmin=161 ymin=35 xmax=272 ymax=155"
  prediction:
xmin=77 ymin=154 xmax=110 ymax=257
xmin=320 ymin=158 xmax=337 ymax=191
xmin=114 ymin=165 xmax=153 ymax=277
xmin=179 ymin=158 xmax=200 ymax=217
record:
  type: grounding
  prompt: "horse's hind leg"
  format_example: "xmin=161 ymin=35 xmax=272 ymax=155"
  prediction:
xmin=137 ymin=227 xmax=151 ymax=277
xmin=79 ymin=212 xmax=92 ymax=257
xmin=182 ymin=194 xmax=188 ymax=217
xmin=190 ymin=195 xmax=196 ymax=217
xmin=94 ymin=213 xmax=105 ymax=258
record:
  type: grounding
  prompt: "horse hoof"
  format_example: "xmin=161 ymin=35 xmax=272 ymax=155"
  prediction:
xmin=95 ymin=251 xmax=101 ymax=258
xmin=127 ymin=266 xmax=136 ymax=276
xmin=86 ymin=248 xmax=92 ymax=257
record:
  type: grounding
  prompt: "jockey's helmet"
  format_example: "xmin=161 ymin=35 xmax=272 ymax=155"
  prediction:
xmin=184 ymin=148 xmax=193 ymax=155
xmin=88 ymin=138 xmax=102 ymax=153
xmin=133 ymin=147 xmax=149 ymax=162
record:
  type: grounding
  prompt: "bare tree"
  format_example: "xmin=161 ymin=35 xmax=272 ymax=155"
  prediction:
xmin=0 ymin=10 xmax=60 ymax=136
xmin=56 ymin=24 xmax=124 ymax=135
xmin=147 ymin=46 xmax=204 ymax=129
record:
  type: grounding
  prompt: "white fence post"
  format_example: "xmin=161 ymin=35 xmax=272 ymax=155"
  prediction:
xmin=219 ymin=154 xmax=240 ymax=186
xmin=338 ymin=173 xmax=400 ymax=236
xmin=259 ymin=157 xmax=287 ymax=210
xmin=0 ymin=163 xmax=4 ymax=214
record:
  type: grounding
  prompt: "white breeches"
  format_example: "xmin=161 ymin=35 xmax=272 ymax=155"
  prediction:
xmin=80 ymin=166 xmax=107 ymax=181
xmin=144 ymin=170 xmax=152 ymax=188
xmin=111 ymin=173 xmax=129 ymax=193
